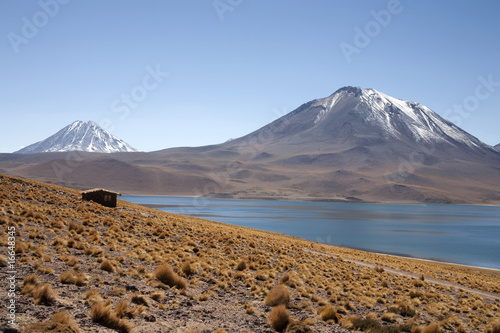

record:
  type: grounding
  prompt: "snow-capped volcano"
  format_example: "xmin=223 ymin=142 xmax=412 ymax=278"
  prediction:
xmin=15 ymin=121 xmax=138 ymax=154
xmin=230 ymin=86 xmax=492 ymax=153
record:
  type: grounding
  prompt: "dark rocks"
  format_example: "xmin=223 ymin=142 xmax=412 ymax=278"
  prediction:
xmin=144 ymin=315 xmax=156 ymax=322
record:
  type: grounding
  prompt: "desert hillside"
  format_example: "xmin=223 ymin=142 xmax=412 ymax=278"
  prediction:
xmin=0 ymin=174 xmax=499 ymax=332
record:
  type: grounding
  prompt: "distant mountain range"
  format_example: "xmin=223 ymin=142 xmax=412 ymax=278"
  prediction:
xmin=15 ymin=121 xmax=137 ymax=154
xmin=2 ymin=87 xmax=500 ymax=204
xmin=495 ymin=143 xmax=500 ymax=152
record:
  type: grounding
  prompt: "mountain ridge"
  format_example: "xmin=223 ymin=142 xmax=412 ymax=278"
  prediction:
xmin=15 ymin=120 xmax=138 ymax=154
xmin=225 ymin=86 xmax=492 ymax=154
xmin=3 ymin=87 xmax=500 ymax=204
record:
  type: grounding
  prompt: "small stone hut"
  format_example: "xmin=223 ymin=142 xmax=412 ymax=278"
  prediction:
xmin=81 ymin=188 xmax=121 ymax=208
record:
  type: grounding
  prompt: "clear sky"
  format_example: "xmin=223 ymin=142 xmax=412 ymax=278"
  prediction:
xmin=1 ymin=0 xmax=499 ymax=153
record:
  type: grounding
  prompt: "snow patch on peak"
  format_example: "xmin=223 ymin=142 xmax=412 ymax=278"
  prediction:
xmin=15 ymin=120 xmax=138 ymax=154
xmin=357 ymin=88 xmax=480 ymax=147
xmin=314 ymin=93 xmax=342 ymax=124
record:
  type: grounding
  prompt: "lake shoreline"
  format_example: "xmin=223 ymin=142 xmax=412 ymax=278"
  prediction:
xmin=120 ymin=193 xmax=500 ymax=207
xmin=123 ymin=195 xmax=500 ymax=271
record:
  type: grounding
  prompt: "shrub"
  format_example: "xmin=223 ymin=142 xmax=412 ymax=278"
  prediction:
xmin=100 ymin=260 xmax=115 ymax=273
xmin=285 ymin=321 xmax=314 ymax=333
xmin=65 ymin=256 xmax=79 ymax=266
xmin=131 ymin=293 xmax=149 ymax=307
xmin=265 ymin=285 xmax=291 ymax=307
xmin=84 ymin=289 xmax=103 ymax=306
xmin=199 ymin=291 xmax=214 ymax=301
xmin=74 ymin=273 xmax=88 ymax=286
xmin=50 ymin=311 xmax=80 ymax=332
xmin=114 ymin=300 xmax=130 ymax=318
xmin=279 ymin=273 xmax=290 ymax=284
xmin=181 ymin=261 xmax=194 ymax=276
xmin=381 ymin=312 xmax=396 ymax=323
xmin=21 ymin=274 xmax=39 ymax=297
xmin=22 ymin=311 xmax=81 ymax=333
xmin=0 ymin=255 xmax=8 ymax=267
xmin=319 ymin=305 xmax=337 ymax=322
xmin=422 ymin=323 xmax=440 ymax=333
xmin=154 ymin=264 xmax=187 ymax=289
xmin=59 ymin=271 xmax=76 ymax=284
xmin=150 ymin=290 xmax=164 ymax=302
xmin=236 ymin=260 xmax=247 ymax=271
xmin=269 ymin=304 xmax=290 ymax=332
xmin=90 ymin=301 xmax=133 ymax=333
xmin=388 ymin=303 xmax=416 ymax=317
xmin=487 ymin=319 xmax=500 ymax=333
xmin=68 ymin=222 xmax=84 ymax=233
xmin=33 ymin=284 xmax=56 ymax=305
xmin=23 ymin=273 xmax=40 ymax=286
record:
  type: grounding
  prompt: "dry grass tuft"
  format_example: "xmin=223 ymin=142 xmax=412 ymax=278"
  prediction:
xmin=318 ymin=304 xmax=338 ymax=322
xmin=150 ymin=290 xmax=164 ymax=302
xmin=388 ymin=303 xmax=416 ymax=317
xmin=421 ymin=322 xmax=441 ymax=333
xmin=0 ymin=255 xmax=8 ymax=267
xmin=115 ymin=300 xmax=131 ymax=318
xmin=285 ymin=321 xmax=314 ymax=333
xmin=22 ymin=312 xmax=81 ymax=333
xmin=236 ymin=260 xmax=247 ymax=271
xmin=84 ymin=289 xmax=103 ymax=306
xmin=89 ymin=301 xmax=133 ymax=333
xmin=265 ymin=285 xmax=291 ymax=307
xmin=268 ymin=304 xmax=290 ymax=332
xmin=59 ymin=271 xmax=76 ymax=284
xmin=99 ymin=260 xmax=115 ymax=273
xmin=131 ymin=293 xmax=149 ymax=307
xmin=381 ymin=312 xmax=396 ymax=323
xmin=23 ymin=273 xmax=40 ymax=286
xmin=74 ymin=273 xmax=88 ymax=286
xmin=487 ymin=319 xmax=500 ymax=333
xmin=181 ymin=261 xmax=194 ymax=276
xmin=33 ymin=284 xmax=56 ymax=305
xmin=50 ymin=311 xmax=80 ymax=332
xmin=154 ymin=263 xmax=188 ymax=289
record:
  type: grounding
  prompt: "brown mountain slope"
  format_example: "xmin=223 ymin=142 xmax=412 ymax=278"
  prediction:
xmin=2 ymin=87 xmax=500 ymax=204
xmin=1 ymin=174 xmax=499 ymax=332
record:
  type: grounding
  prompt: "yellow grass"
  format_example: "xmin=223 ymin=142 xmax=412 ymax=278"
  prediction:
xmin=1 ymin=173 xmax=499 ymax=332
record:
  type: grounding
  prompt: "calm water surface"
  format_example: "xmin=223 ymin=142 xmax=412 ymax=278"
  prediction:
xmin=122 ymin=196 xmax=500 ymax=270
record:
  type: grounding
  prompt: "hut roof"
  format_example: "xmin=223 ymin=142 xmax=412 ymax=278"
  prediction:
xmin=81 ymin=188 xmax=122 ymax=196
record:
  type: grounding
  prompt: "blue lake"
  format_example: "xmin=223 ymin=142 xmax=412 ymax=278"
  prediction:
xmin=122 ymin=196 xmax=500 ymax=270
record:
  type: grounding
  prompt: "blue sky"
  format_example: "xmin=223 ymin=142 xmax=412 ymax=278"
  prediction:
xmin=1 ymin=0 xmax=499 ymax=153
